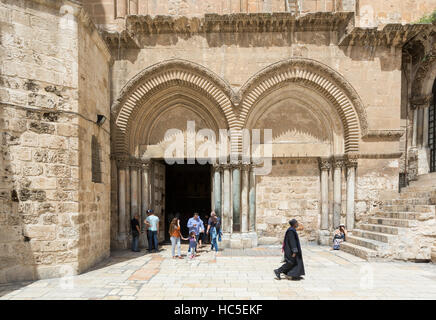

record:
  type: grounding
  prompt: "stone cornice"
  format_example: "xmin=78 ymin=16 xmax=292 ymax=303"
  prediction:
xmin=362 ymin=130 xmax=405 ymax=141
xmin=339 ymin=24 xmax=434 ymax=48
xmin=102 ymin=12 xmax=354 ymax=48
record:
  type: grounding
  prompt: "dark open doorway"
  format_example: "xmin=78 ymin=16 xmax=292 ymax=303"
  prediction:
xmin=165 ymin=162 xmax=211 ymax=241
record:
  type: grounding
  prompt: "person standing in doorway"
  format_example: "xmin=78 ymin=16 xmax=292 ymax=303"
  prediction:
xmin=274 ymin=219 xmax=305 ymax=281
xmin=145 ymin=209 xmax=159 ymax=253
xmin=187 ymin=212 xmax=204 ymax=252
xmin=131 ymin=214 xmax=141 ymax=252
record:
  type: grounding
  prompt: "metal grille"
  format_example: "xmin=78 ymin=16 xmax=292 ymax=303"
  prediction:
xmin=430 ymin=84 xmax=436 ymax=172
xmin=91 ymin=135 xmax=102 ymax=183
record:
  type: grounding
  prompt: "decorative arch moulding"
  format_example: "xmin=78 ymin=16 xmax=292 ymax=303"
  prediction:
xmin=111 ymin=58 xmax=368 ymax=155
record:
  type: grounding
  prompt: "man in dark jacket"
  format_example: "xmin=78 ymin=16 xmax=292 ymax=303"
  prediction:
xmin=274 ymin=219 xmax=305 ymax=280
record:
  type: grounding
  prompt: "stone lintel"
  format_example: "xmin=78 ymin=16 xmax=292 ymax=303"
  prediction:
xmin=362 ymin=130 xmax=405 ymax=141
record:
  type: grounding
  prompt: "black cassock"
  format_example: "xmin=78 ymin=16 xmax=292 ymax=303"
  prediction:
xmin=281 ymin=227 xmax=305 ymax=278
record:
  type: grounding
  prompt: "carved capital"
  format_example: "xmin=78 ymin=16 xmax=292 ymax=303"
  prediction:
xmin=318 ymin=158 xmax=331 ymax=171
xmin=410 ymin=94 xmax=433 ymax=110
xmin=141 ymin=160 xmax=151 ymax=170
xmin=332 ymin=156 xmax=346 ymax=169
xmin=346 ymin=158 xmax=358 ymax=168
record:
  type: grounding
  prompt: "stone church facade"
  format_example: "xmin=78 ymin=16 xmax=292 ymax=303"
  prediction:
xmin=1 ymin=0 xmax=436 ymax=283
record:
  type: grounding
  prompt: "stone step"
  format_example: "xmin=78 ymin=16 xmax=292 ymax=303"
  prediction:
xmin=400 ymin=184 xmax=436 ymax=192
xmin=397 ymin=191 xmax=436 ymax=199
xmin=352 ymin=229 xmax=394 ymax=243
xmin=358 ymin=223 xmax=400 ymax=235
xmin=381 ymin=204 xmax=435 ymax=214
xmin=346 ymin=235 xmax=384 ymax=251
xmin=368 ymin=217 xmax=417 ymax=227
xmin=383 ymin=198 xmax=432 ymax=205
xmin=340 ymin=242 xmax=377 ymax=261
xmin=410 ymin=172 xmax=436 ymax=183
xmin=375 ymin=211 xmax=418 ymax=220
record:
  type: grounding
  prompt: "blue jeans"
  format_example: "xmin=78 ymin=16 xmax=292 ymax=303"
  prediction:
xmin=210 ymin=227 xmax=218 ymax=252
xmin=131 ymin=234 xmax=139 ymax=251
xmin=170 ymin=236 xmax=181 ymax=257
xmin=147 ymin=230 xmax=158 ymax=252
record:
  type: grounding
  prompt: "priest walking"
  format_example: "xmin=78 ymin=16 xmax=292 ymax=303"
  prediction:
xmin=274 ymin=219 xmax=305 ymax=281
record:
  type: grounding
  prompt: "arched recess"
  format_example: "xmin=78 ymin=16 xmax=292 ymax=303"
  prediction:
xmin=111 ymin=59 xmax=237 ymax=155
xmin=245 ymin=83 xmax=345 ymax=157
xmin=129 ymin=87 xmax=229 ymax=158
xmin=238 ymin=58 xmax=368 ymax=153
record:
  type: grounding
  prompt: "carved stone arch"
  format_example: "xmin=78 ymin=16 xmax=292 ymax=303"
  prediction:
xmin=111 ymin=59 xmax=238 ymax=154
xmin=129 ymin=87 xmax=227 ymax=156
xmin=237 ymin=58 xmax=368 ymax=153
xmin=410 ymin=31 xmax=436 ymax=102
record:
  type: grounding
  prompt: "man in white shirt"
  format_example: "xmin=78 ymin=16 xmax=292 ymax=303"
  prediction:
xmin=145 ymin=209 xmax=159 ymax=253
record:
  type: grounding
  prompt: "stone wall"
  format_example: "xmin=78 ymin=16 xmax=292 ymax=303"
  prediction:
xmin=356 ymin=0 xmax=436 ymax=27
xmin=355 ymin=158 xmax=399 ymax=222
xmin=0 ymin=0 xmax=111 ymax=283
xmin=256 ymin=158 xmax=320 ymax=244
xmin=76 ymin=12 xmax=112 ymax=272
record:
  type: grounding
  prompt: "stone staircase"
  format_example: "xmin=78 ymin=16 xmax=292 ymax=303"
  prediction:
xmin=341 ymin=173 xmax=436 ymax=261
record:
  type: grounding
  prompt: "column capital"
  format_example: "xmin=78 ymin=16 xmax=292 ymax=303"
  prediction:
xmin=346 ymin=158 xmax=358 ymax=168
xmin=141 ymin=160 xmax=151 ymax=170
xmin=221 ymin=163 xmax=233 ymax=170
xmin=241 ymin=163 xmax=251 ymax=171
xmin=332 ymin=156 xmax=346 ymax=168
xmin=128 ymin=158 xmax=143 ymax=169
xmin=345 ymin=153 xmax=359 ymax=168
xmin=230 ymin=161 xmax=243 ymax=170
xmin=318 ymin=157 xmax=331 ymax=171
xmin=112 ymin=153 xmax=129 ymax=169
xmin=410 ymin=94 xmax=433 ymax=110
xmin=212 ymin=163 xmax=224 ymax=172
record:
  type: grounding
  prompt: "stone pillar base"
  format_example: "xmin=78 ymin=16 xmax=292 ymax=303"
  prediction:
xmin=317 ymin=230 xmax=331 ymax=246
xmin=115 ymin=233 xmax=127 ymax=249
xmin=139 ymin=232 xmax=148 ymax=249
xmin=222 ymin=232 xmax=258 ymax=249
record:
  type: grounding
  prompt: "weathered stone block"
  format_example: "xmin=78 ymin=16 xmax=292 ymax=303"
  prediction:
xmin=23 ymin=225 xmax=56 ymax=241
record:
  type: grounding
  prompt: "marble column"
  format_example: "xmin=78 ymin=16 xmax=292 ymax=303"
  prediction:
xmin=130 ymin=165 xmax=138 ymax=219
xmin=423 ymin=106 xmax=429 ymax=148
xmin=117 ymin=165 xmax=127 ymax=241
xmin=232 ymin=163 xmax=241 ymax=232
xmin=346 ymin=158 xmax=357 ymax=231
xmin=413 ymin=108 xmax=418 ymax=147
xmin=222 ymin=164 xmax=231 ymax=233
xmin=125 ymin=166 xmax=131 ymax=221
xmin=141 ymin=162 xmax=150 ymax=230
xmin=241 ymin=164 xmax=249 ymax=233
xmin=319 ymin=158 xmax=330 ymax=230
xmin=333 ymin=157 xmax=345 ymax=228
xmin=213 ymin=165 xmax=222 ymax=217
xmin=248 ymin=165 xmax=256 ymax=232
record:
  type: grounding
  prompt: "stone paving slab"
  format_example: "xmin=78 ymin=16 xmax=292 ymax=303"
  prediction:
xmin=1 ymin=244 xmax=436 ymax=300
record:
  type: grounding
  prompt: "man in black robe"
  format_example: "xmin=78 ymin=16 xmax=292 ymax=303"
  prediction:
xmin=274 ymin=219 xmax=305 ymax=280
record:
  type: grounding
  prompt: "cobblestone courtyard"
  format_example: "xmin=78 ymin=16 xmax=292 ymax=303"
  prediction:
xmin=1 ymin=244 xmax=436 ymax=300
